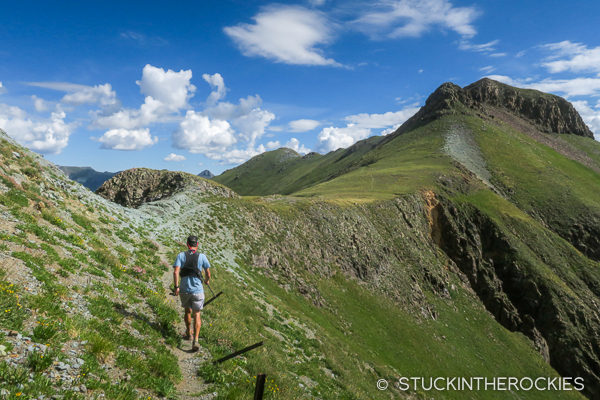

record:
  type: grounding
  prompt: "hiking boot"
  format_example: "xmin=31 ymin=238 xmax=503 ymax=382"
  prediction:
xmin=183 ymin=333 xmax=191 ymax=341
xmin=192 ymin=340 xmax=199 ymax=352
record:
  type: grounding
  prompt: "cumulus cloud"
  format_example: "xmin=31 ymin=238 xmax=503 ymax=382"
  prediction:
xmin=0 ymin=104 xmax=73 ymax=154
xmin=571 ymin=100 xmax=600 ymax=140
xmin=27 ymin=81 xmax=119 ymax=111
xmin=318 ymin=124 xmax=371 ymax=152
xmin=173 ymin=110 xmax=237 ymax=154
xmin=32 ymin=95 xmax=50 ymax=112
xmin=317 ymin=106 xmax=419 ymax=151
xmin=354 ymin=0 xmax=479 ymax=39
xmin=289 ymin=119 xmax=320 ymax=132
xmin=203 ymin=95 xmax=275 ymax=145
xmin=164 ymin=153 xmax=186 ymax=162
xmin=285 ymin=137 xmax=310 ymax=154
xmin=209 ymin=145 xmax=267 ymax=165
xmin=61 ymin=84 xmax=119 ymax=110
xmin=93 ymin=64 xmax=197 ymax=140
xmin=137 ymin=64 xmax=196 ymax=112
xmin=202 ymin=73 xmax=227 ymax=105
xmin=542 ymin=41 xmax=600 ymax=75
xmin=224 ymin=5 xmax=340 ymax=66
xmin=98 ymin=128 xmax=157 ymax=150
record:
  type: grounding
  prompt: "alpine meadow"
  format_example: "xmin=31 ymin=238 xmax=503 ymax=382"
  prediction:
xmin=1 ymin=77 xmax=599 ymax=399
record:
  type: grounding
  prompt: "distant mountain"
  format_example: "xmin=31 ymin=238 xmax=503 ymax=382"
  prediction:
xmin=198 ymin=169 xmax=214 ymax=179
xmin=213 ymin=137 xmax=384 ymax=195
xmin=58 ymin=166 xmax=117 ymax=191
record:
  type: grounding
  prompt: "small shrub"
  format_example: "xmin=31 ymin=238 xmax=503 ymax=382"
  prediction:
xmin=26 ymin=349 xmax=55 ymax=372
xmin=32 ymin=319 xmax=59 ymax=342
xmin=86 ymin=332 xmax=116 ymax=362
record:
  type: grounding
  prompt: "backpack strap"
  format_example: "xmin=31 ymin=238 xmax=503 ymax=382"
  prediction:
xmin=179 ymin=251 xmax=202 ymax=280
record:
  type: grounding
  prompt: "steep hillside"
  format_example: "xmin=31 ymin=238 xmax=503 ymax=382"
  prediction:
xmin=58 ymin=166 xmax=117 ymax=192
xmin=213 ymin=79 xmax=600 ymax=397
xmin=1 ymin=78 xmax=599 ymax=399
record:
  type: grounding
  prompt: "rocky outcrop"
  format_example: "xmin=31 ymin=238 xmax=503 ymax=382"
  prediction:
xmin=96 ymin=168 xmax=235 ymax=208
xmin=390 ymin=78 xmax=594 ymax=138
xmin=426 ymin=193 xmax=600 ymax=399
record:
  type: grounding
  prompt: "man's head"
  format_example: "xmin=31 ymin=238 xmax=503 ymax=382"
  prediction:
xmin=187 ymin=235 xmax=198 ymax=249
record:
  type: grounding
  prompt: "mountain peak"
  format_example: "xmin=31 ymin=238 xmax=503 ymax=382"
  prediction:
xmin=393 ymin=78 xmax=593 ymax=139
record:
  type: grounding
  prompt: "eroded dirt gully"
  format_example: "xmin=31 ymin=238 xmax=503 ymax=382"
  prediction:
xmin=423 ymin=191 xmax=600 ymax=399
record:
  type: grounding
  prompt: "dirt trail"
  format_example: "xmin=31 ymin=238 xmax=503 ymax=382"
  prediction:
xmin=157 ymin=247 xmax=214 ymax=400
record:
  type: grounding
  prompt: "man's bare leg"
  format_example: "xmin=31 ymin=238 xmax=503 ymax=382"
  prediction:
xmin=184 ymin=308 xmax=192 ymax=339
xmin=192 ymin=310 xmax=201 ymax=351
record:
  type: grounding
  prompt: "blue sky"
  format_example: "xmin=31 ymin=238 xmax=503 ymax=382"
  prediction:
xmin=1 ymin=0 xmax=599 ymax=175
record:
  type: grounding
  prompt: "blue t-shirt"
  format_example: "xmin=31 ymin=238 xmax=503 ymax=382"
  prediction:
xmin=174 ymin=251 xmax=210 ymax=294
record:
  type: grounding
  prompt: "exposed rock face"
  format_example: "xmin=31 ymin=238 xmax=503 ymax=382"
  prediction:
xmin=392 ymin=78 xmax=594 ymax=138
xmin=427 ymin=193 xmax=600 ymax=399
xmin=96 ymin=168 xmax=235 ymax=207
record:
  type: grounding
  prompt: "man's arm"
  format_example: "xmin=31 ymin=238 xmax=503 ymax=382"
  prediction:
xmin=204 ymin=268 xmax=211 ymax=285
xmin=173 ymin=266 xmax=180 ymax=295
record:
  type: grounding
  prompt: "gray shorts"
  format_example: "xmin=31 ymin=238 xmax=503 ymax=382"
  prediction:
xmin=179 ymin=292 xmax=205 ymax=311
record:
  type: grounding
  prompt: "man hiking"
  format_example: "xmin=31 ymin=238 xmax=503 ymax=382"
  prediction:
xmin=173 ymin=235 xmax=211 ymax=352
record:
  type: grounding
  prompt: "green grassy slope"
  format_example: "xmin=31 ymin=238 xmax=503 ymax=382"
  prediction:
xmin=1 ymin=130 xmax=589 ymax=399
xmin=214 ymin=136 xmax=384 ymax=196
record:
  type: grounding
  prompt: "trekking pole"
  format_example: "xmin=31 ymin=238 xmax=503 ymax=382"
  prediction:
xmin=204 ymin=282 xmax=223 ymax=307
xmin=206 ymin=282 xmax=216 ymax=297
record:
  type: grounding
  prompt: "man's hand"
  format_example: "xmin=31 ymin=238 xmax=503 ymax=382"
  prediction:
xmin=174 ymin=287 xmax=180 ymax=296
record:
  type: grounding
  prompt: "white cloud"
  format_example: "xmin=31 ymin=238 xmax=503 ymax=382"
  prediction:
xmin=173 ymin=110 xmax=237 ymax=154
xmin=318 ymin=124 xmax=371 ymax=152
xmin=0 ymin=104 xmax=73 ymax=154
xmin=61 ymin=83 xmax=119 ymax=110
xmin=0 ymin=82 xmax=4 ymax=94
xmin=458 ymin=39 xmax=498 ymax=53
xmin=164 ymin=153 xmax=186 ymax=162
xmin=27 ymin=81 xmax=119 ymax=111
xmin=32 ymin=95 xmax=50 ymax=112
xmin=209 ymin=145 xmax=267 ymax=165
xmin=289 ymin=119 xmax=320 ymax=132
xmin=285 ymin=137 xmax=310 ymax=154
xmin=98 ymin=128 xmax=157 ymax=151
xmin=541 ymin=41 xmax=600 ymax=75
xmin=354 ymin=0 xmax=479 ymax=39
xmin=266 ymin=140 xmax=280 ymax=149
xmin=317 ymin=106 xmax=419 ymax=151
xmin=571 ymin=100 xmax=600 ymax=140
xmin=489 ymin=52 xmax=507 ymax=58
xmin=224 ymin=5 xmax=340 ymax=66
xmin=479 ymin=65 xmax=495 ymax=73
xmin=93 ymin=64 xmax=196 ymax=133
xmin=345 ymin=107 xmax=420 ymax=129
xmin=137 ymin=64 xmax=196 ymax=112
xmin=204 ymin=94 xmax=275 ymax=145
xmin=485 ymin=74 xmax=600 ymax=98
xmin=202 ymin=73 xmax=227 ymax=105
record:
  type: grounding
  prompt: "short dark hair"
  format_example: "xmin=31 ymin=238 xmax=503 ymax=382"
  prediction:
xmin=187 ymin=235 xmax=198 ymax=247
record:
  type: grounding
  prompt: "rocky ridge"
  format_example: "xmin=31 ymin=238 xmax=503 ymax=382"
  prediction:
xmin=391 ymin=78 xmax=594 ymax=138
xmin=96 ymin=168 xmax=235 ymax=208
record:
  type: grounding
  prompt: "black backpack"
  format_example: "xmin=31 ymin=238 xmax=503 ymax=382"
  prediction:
xmin=179 ymin=250 xmax=202 ymax=280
